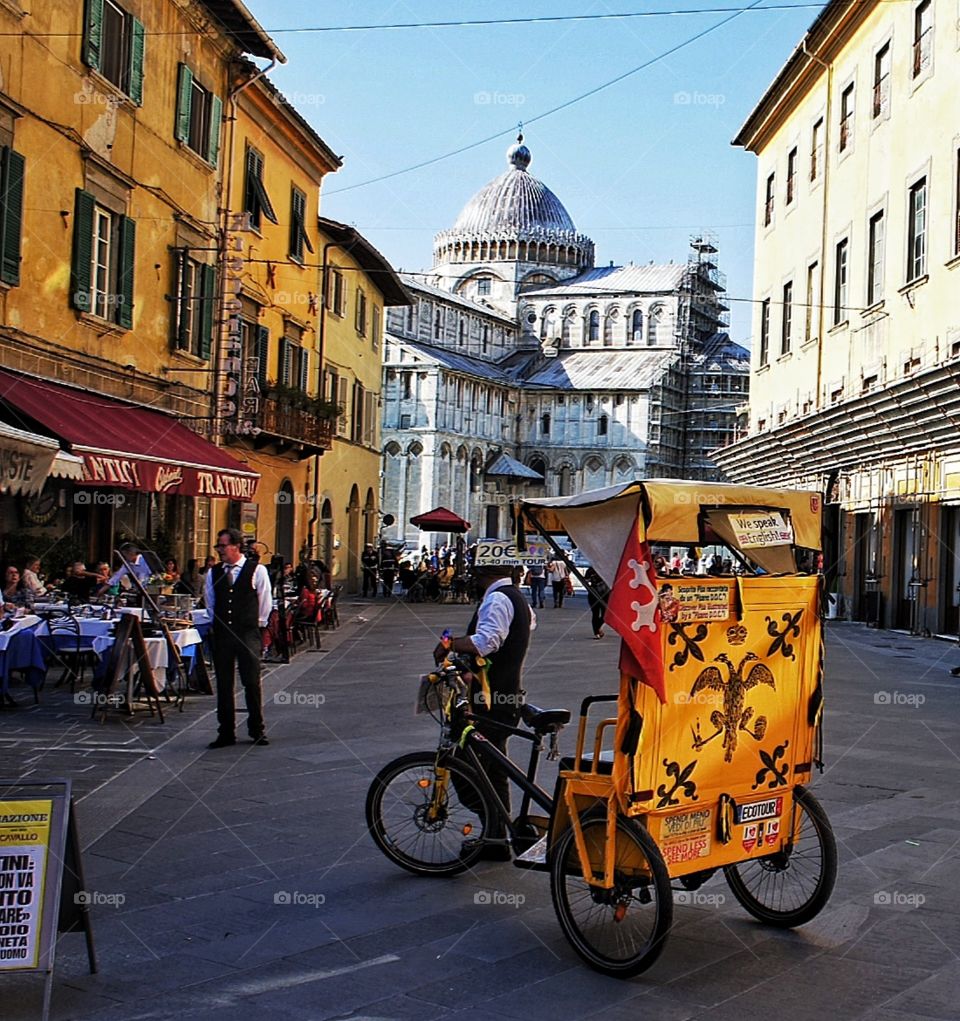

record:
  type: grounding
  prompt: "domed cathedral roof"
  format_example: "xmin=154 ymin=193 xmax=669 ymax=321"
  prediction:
xmin=433 ymin=135 xmax=595 ymax=278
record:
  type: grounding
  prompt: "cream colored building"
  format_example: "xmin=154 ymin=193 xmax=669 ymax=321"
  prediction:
xmin=715 ymin=0 xmax=960 ymax=634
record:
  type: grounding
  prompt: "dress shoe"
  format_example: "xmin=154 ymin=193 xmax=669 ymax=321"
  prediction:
xmin=208 ymin=736 xmax=236 ymax=749
xmin=251 ymin=735 xmax=270 ymax=746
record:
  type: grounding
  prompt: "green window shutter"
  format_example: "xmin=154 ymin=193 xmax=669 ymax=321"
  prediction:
xmin=128 ymin=18 xmax=145 ymax=106
xmin=175 ymin=64 xmax=193 ymax=143
xmin=279 ymin=337 xmax=291 ymax=385
xmin=70 ymin=188 xmax=95 ymax=312
xmin=289 ymin=189 xmax=303 ymax=259
xmin=199 ymin=263 xmax=216 ymax=360
xmin=115 ymin=214 xmax=136 ymax=329
xmin=207 ymin=94 xmax=223 ymax=166
xmin=298 ymin=348 xmax=308 ymax=392
xmin=255 ymin=325 xmax=269 ymax=389
xmin=0 ymin=147 xmax=25 ymax=286
xmin=175 ymin=250 xmax=190 ymax=350
xmin=83 ymin=0 xmax=104 ymax=71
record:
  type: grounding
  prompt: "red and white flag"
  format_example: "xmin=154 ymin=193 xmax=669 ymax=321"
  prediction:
xmin=605 ymin=512 xmax=665 ymax=703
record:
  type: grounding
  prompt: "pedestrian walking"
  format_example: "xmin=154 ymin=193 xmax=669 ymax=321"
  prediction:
xmin=205 ymin=528 xmax=273 ymax=749
xmin=527 ymin=561 xmax=546 ymax=608
xmin=361 ymin=543 xmax=379 ymax=597
xmin=547 ymin=555 xmax=570 ymax=607
xmin=584 ymin=567 xmax=609 ymax=639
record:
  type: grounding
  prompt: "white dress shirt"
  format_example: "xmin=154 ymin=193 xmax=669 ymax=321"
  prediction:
xmin=106 ymin=554 xmax=152 ymax=589
xmin=469 ymin=578 xmax=537 ymax=658
xmin=203 ymin=556 xmax=273 ymax=628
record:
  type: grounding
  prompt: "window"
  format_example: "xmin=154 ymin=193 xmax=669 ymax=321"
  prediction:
xmin=907 ymin=177 xmax=927 ymax=281
xmin=175 ymin=66 xmax=223 ymax=165
xmin=0 ymin=145 xmax=25 ymax=286
xmin=279 ymin=335 xmax=306 ymax=390
xmin=630 ymin=309 xmax=643 ymax=343
xmin=764 ymin=173 xmax=775 ymax=226
xmin=541 ymin=412 xmax=551 ymax=435
xmin=759 ymin=298 xmax=770 ymax=366
xmin=405 ymin=302 xmax=416 ymax=332
xmin=834 ymin=238 xmax=849 ymax=324
xmin=810 ymin=118 xmax=824 ymax=181
xmin=598 ymin=415 xmax=608 ymax=437
xmin=913 ymin=0 xmax=932 ymax=78
xmin=70 ymin=188 xmax=135 ymax=328
xmin=786 ymin=148 xmax=797 ymax=205
xmin=82 ymin=0 xmax=144 ymax=104
xmin=780 ymin=281 xmax=793 ymax=355
xmin=647 ymin=306 xmax=662 ymax=345
xmin=174 ymin=252 xmax=215 ymax=359
xmin=289 ymin=186 xmax=313 ymax=262
xmin=434 ymin=308 xmax=442 ymax=339
xmin=458 ymin=319 xmax=465 ymax=346
xmin=243 ymin=146 xmax=277 ymax=230
xmin=873 ymin=43 xmax=891 ymax=118
xmin=372 ymin=305 xmax=381 ymax=351
xmin=867 ymin=210 xmax=885 ymax=304
xmin=325 ymin=268 xmax=345 ymax=316
xmin=839 ymin=84 xmax=854 ymax=152
xmin=588 ymin=310 xmax=599 ymax=343
xmin=955 ymin=150 xmax=960 ymax=257
xmin=482 ymin=324 xmax=489 ymax=353
xmin=805 ymin=261 xmax=819 ymax=343
xmin=355 ymin=288 xmax=367 ymax=335
xmin=477 ymin=277 xmax=491 ymax=296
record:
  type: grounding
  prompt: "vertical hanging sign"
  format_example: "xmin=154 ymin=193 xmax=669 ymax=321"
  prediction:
xmin=219 ymin=214 xmax=259 ymax=437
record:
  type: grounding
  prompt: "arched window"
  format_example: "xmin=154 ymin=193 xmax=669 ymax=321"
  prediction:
xmin=541 ymin=413 xmax=551 ymax=435
xmin=561 ymin=311 xmax=574 ymax=347
xmin=631 ymin=309 xmax=643 ymax=344
xmin=528 ymin=456 xmax=547 ymax=479
xmin=648 ymin=306 xmax=663 ymax=345
xmin=458 ymin=319 xmax=465 ymax=346
xmin=588 ymin=310 xmax=600 ymax=343
xmin=603 ymin=314 xmax=615 ymax=346
xmin=482 ymin=324 xmax=489 ymax=353
xmin=598 ymin=415 xmax=608 ymax=436
xmin=559 ymin=466 xmax=572 ymax=496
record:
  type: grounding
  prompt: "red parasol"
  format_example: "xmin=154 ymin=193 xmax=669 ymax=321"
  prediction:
xmin=409 ymin=506 xmax=471 ymax=533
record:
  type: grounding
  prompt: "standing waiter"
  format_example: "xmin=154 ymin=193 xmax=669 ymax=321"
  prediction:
xmin=205 ymin=528 xmax=273 ymax=748
xmin=437 ymin=560 xmax=535 ymax=859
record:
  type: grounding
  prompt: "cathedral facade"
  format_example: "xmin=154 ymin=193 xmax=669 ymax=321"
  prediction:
xmin=381 ymin=138 xmax=748 ymax=543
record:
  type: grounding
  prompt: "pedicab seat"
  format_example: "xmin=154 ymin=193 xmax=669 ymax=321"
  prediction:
xmin=559 ymin=750 xmax=614 ymax=775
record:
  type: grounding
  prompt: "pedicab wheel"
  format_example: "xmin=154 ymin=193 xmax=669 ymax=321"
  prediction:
xmin=550 ymin=813 xmax=673 ymax=977
xmin=365 ymin=751 xmax=493 ymax=877
xmin=723 ymin=785 xmax=837 ymax=927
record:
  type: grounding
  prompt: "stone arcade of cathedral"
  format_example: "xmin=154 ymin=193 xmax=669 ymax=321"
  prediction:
xmin=381 ymin=137 xmax=749 ymax=542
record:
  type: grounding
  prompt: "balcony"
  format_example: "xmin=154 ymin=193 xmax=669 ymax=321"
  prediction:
xmin=226 ymin=387 xmax=337 ymax=459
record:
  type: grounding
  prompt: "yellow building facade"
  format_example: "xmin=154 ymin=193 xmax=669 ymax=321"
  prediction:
xmin=0 ymin=0 xmax=279 ymax=573
xmin=716 ymin=0 xmax=960 ymax=634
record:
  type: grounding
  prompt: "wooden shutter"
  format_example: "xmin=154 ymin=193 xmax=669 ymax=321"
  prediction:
xmin=364 ymin=391 xmax=376 ymax=445
xmin=175 ymin=250 xmax=189 ymax=350
xmin=70 ymin=188 xmax=96 ymax=312
xmin=0 ymin=147 xmax=25 ymax=286
xmin=280 ymin=338 xmax=291 ymax=386
xmin=115 ymin=214 xmax=136 ymax=329
xmin=254 ymin=325 xmax=269 ymax=389
xmin=290 ymin=188 xmax=304 ymax=260
xmin=298 ymin=348 xmax=309 ymax=392
xmin=207 ymin=94 xmax=222 ymax=166
xmin=175 ymin=64 xmax=193 ymax=143
xmin=352 ymin=381 xmax=363 ymax=441
xmin=128 ymin=18 xmax=145 ymax=106
xmin=83 ymin=0 xmax=104 ymax=71
xmin=336 ymin=376 xmax=348 ymax=436
xmin=199 ymin=262 xmax=216 ymax=360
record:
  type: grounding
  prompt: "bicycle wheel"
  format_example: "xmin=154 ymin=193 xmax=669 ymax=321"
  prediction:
xmin=723 ymin=785 xmax=837 ymax=927
xmin=551 ymin=813 xmax=672 ymax=977
xmin=366 ymin=751 xmax=493 ymax=876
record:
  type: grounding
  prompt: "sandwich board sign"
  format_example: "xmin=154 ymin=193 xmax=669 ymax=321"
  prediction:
xmin=0 ymin=780 xmax=96 ymax=1020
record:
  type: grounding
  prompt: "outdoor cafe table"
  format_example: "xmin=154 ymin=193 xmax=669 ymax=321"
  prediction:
xmin=91 ymin=627 xmax=203 ymax=694
xmin=0 ymin=615 xmax=45 ymax=702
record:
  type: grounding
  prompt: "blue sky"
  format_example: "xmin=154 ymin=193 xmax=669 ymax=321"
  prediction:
xmin=249 ymin=2 xmax=822 ymax=345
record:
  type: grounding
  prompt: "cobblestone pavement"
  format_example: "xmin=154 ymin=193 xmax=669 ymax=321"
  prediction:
xmin=3 ymin=599 xmax=959 ymax=1020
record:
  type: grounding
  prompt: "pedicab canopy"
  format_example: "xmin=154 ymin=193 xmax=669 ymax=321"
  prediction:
xmin=517 ymin=480 xmax=825 ymax=819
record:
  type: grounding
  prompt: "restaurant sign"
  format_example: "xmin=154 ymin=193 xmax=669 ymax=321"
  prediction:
xmin=79 ymin=455 xmax=258 ymax=499
xmin=0 ymin=428 xmax=59 ymax=496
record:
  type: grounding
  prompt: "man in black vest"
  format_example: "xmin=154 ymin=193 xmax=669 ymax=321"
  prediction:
xmin=204 ymin=528 xmax=273 ymax=748
xmin=439 ymin=562 xmax=535 ymax=859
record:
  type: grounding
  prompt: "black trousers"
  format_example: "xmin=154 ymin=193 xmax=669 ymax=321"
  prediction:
xmin=212 ymin=626 xmax=265 ymax=739
xmin=456 ymin=706 xmax=520 ymax=839
xmin=362 ymin=569 xmax=377 ymax=596
xmin=588 ymin=597 xmax=606 ymax=636
xmin=552 ymin=580 xmax=566 ymax=607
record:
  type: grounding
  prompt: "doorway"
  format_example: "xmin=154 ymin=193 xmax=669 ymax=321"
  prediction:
xmin=276 ymin=480 xmax=294 ymax=565
xmin=939 ymin=506 xmax=960 ymax=636
xmin=485 ymin=504 xmax=499 ymax=538
xmin=892 ymin=507 xmax=917 ymax=630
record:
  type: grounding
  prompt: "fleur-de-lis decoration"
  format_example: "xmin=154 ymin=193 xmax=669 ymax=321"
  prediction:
xmin=753 ymin=740 xmax=790 ymax=789
xmin=765 ymin=609 xmax=803 ymax=661
xmin=656 ymin=758 xmax=699 ymax=808
xmin=667 ymin=622 xmax=708 ymax=671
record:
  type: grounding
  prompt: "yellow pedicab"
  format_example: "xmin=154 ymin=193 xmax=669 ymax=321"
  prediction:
xmin=366 ymin=480 xmax=836 ymax=977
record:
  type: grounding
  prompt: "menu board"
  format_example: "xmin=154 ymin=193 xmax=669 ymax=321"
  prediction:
xmin=0 ymin=799 xmax=52 ymax=970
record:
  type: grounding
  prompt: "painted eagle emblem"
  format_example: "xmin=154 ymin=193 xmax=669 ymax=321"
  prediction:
xmin=689 ymin=652 xmax=776 ymax=763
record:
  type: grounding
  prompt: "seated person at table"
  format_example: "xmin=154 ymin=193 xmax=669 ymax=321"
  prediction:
xmin=295 ymin=574 xmax=323 ymax=625
xmin=2 ymin=565 xmax=26 ymax=608
xmin=164 ymin=558 xmax=181 ymax=584
xmin=21 ymin=556 xmax=48 ymax=599
xmin=177 ymin=558 xmax=202 ymax=596
xmin=63 ymin=561 xmax=98 ymax=603
xmin=97 ymin=542 xmax=151 ymax=595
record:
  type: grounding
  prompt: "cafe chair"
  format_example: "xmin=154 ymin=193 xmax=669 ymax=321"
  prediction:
xmin=320 ymin=585 xmax=342 ymax=630
xmin=43 ymin=612 xmax=93 ymax=693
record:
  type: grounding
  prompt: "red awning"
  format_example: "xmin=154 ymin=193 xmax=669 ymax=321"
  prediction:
xmin=410 ymin=506 xmax=471 ymax=533
xmin=0 ymin=370 xmax=259 ymax=499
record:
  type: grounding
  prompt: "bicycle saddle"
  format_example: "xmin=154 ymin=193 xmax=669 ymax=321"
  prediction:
xmin=521 ymin=703 xmax=571 ymax=733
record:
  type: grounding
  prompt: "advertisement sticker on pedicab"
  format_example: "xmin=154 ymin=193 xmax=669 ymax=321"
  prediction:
xmin=659 ymin=807 xmax=712 ymax=864
xmin=734 ymin=796 xmax=783 ymax=824
xmin=659 ymin=582 xmax=733 ymax=623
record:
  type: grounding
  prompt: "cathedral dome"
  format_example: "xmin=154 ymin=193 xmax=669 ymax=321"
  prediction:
xmin=434 ymin=135 xmax=594 ymax=274
xmin=453 ymin=141 xmax=577 ymax=235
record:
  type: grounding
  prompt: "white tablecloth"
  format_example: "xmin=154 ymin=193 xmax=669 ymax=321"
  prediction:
xmin=0 ymin=615 xmax=42 ymax=653
xmin=92 ymin=629 xmax=202 ymax=693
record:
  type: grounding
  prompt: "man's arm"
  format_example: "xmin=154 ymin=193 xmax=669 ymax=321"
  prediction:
xmin=203 ymin=569 xmax=215 ymax=614
xmin=253 ymin=565 xmax=273 ymax=627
